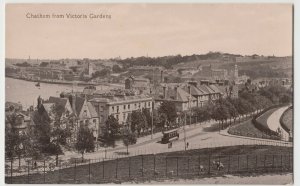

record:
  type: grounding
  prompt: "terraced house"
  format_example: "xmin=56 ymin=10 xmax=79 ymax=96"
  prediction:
xmin=89 ymin=94 xmax=153 ymax=134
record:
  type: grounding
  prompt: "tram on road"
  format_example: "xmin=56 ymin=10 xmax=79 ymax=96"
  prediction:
xmin=161 ymin=128 xmax=179 ymax=144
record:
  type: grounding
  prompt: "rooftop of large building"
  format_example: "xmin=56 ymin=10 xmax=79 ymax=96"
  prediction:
xmin=89 ymin=94 xmax=152 ymax=104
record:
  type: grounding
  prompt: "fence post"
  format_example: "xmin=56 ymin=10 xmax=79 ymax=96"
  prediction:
xmin=153 ymin=155 xmax=156 ymax=177
xmin=27 ymin=160 xmax=30 ymax=184
xmin=58 ymin=160 xmax=61 ymax=183
xmin=228 ymin=155 xmax=230 ymax=173
xmin=288 ymin=154 xmax=291 ymax=170
xmin=264 ymin=155 xmax=266 ymax=170
xmin=102 ymin=158 xmax=105 ymax=180
xmin=74 ymin=159 xmax=77 ymax=183
xmin=89 ymin=159 xmax=91 ymax=182
xmin=43 ymin=160 xmax=46 ymax=183
xmin=208 ymin=155 xmax=211 ymax=174
xmin=129 ymin=157 xmax=131 ymax=179
xmin=177 ymin=157 xmax=179 ymax=176
xmin=10 ymin=159 xmax=13 ymax=184
xmin=187 ymin=157 xmax=190 ymax=175
xmin=198 ymin=155 xmax=200 ymax=176
xmin=272 ymin=155 xmax=275 ymax=170
xmin=115 ymin=158 xmax=118 ymax=179
xmin=246 ymin=155 xmax=249 ymax=171
xmin=141 ymin=155 xmax=144 ymax=178
xmin=237 ymin=155 xmax=240 ymax=171
xmin=165 ymin=156 xmax=167 ymax=177
xmin=281 ymin=155 xmax=283 ymax=171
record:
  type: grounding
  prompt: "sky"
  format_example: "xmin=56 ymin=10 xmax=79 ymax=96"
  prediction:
xmin=5 ymin=4 xmax=293 ymax=59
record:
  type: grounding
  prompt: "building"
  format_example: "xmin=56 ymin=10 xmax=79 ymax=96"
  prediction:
xmin=89 ymin=94 xmax=153 ymax=135
xmin=193 ymin=65 xmax=228 ymax=81
xmin=70 ymin=96 xmax=99 ymax=140
xmin=5 ymin=102 xmax=31 ymax=135
xmin=154 ymin=85 xmax=197 ymax=112
xmin=125 ymin=76 xmax=150 ymax=94
xmin=42 ymin=96 xmax=74 ymax=119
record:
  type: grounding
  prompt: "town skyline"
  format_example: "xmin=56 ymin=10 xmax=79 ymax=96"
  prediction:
xmin=6 ymin=4 xmax=293 ymax=59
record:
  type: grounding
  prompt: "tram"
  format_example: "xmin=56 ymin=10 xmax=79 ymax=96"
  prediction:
xmin=161 ymin=128 xmax=179 ymax=144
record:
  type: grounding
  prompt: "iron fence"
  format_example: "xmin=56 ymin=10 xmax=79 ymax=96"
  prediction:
xmin=5 ymin=152 xmax=293 ymax=184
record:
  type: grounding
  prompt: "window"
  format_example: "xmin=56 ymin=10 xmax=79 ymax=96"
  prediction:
xmin=100 ymin=106 xmax=104 ymax=112
xmin=139 ymin=103 xmax=141 ymax=108
xmin=112 ymin=106 xmax=114 ymax=112
xmin=84 ymin=110 xmax=87 ymax=117
xmin=124 ymin=105 xmax=126 ymax=110
xmin=116 ymin=115 xmax=119 ymax=120
xmin=100 ymin=115 xmax=103 ymax=122
xmin=117 ymin=106 xmax=119 ymax=112
xmin=148 ymin=102 xmax=150 ymax=107
xmin=128 ymin=104 xmax=130 ymax=109
xmin=123 ymin=113 xmax=126 ymax=120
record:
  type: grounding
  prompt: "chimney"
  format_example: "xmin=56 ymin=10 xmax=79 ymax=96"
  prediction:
xmin=174 ymin=86 xmax=178 ymax=100
xmin=163 ymin=86 xmax=166 ymax=99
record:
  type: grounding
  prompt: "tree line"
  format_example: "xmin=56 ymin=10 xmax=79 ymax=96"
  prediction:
xmin=5 ymin=84 xmax=292 ymax=164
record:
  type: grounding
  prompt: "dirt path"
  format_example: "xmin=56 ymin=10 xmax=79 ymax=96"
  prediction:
xmin=129 ymin=173 xmax=293 ymax=184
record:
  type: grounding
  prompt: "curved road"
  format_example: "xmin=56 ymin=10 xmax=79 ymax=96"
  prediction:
xmin=266 ymin=106 xmax=290 ymax=141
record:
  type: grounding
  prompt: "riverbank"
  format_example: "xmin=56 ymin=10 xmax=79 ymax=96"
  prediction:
xmin=5 ymin=75 xmax=123 ymax=88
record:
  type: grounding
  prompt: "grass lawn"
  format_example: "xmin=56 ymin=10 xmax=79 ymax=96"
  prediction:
xmin=228 ymin=118 xmax=274 ymax=139
xmin=281 ymin=108 xmax=292 ymax=132
xmin=7 ymin=145 xmax=293 ymax=184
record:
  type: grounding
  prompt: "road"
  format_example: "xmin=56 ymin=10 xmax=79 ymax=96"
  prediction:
xmin=6 ymin=118 xmax=293 ymax=176
xmin=266 ymin=106 xmax=290 ymax=141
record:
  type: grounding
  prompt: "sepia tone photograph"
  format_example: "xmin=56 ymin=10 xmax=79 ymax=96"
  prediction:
xmin=4 ymin=3 xmax=293 ymax=184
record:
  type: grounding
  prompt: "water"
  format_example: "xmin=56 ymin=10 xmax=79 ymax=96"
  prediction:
xmin=5 ymin=77 xmax=111 ymax=109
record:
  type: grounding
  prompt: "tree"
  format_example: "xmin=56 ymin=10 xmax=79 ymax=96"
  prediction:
xmin=223 ymin=98 xmax=238 ymax=124
xmin=75 ymin=125 xmax=95 ymax=162
xmin=101 ymin=115 xmax=120 ymax=147
xmin=122 ymin=128 xmax=137 ymax=154
xmin=142 ymin=108 xmax=152 ymax=133
xmin=159 ymin=101 xmax=177 ymax=125
xmin=31 ymin=105 xmax=51 ymax=153
xmin=192 ymin=105 xmax=213 ymax=122
xmin=39 ymin=62 xmax=49 ymax=67
xmin=131 ymin=110 xmax=146 ymax=136
xmin=112 ymin=65 xmax=123 ymax=73
xmin=5 ymin=126 xmax=19 ymax=160
xmin=211 ymin=104 xmax=230 ymax=130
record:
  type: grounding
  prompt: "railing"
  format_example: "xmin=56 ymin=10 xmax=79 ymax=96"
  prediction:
xmin=5 ymin=152 xmax=293 ymax=184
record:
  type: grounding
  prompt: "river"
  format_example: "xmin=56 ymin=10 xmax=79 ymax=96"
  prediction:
xmin=5 ymin=77 xmax=113 ymax=109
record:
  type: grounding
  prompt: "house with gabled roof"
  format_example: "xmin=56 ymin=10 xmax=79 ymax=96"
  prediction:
xmin=70 ymin=95 xmax=99 ymax=140
xmin=154 ymin=85 xmax=197 ymax=112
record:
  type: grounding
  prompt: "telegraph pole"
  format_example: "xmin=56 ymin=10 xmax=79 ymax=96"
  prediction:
xmin=184 ymin=112 xmax=187 ymax=151
xmin=151 ymin=68 xmax=155 ymax=139
xmin=151 ymin=98 xmax=154 ymax=139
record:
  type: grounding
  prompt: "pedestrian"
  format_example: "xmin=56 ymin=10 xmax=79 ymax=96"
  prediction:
xmin=34 ymin=161 xmax=37 ymax=169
